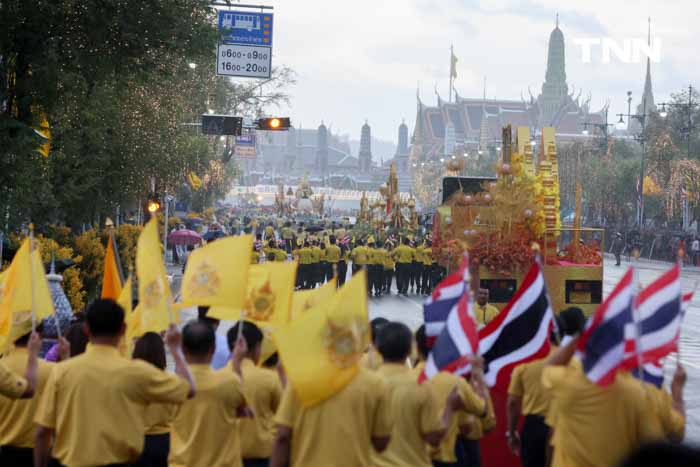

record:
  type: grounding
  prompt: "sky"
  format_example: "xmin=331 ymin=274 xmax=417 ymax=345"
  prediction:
xmin=227 ymin=0 xmax=700 ymax=159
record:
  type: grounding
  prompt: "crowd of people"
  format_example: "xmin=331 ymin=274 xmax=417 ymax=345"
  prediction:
xmin=0 ymin=295 xmax=694 ymax=467
xmin=0 ymin=211 xmax=695 ymax=467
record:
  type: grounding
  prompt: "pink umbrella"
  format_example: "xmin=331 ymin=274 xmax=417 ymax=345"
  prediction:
xmin=168 ymin=229 xmax=202 ymax=246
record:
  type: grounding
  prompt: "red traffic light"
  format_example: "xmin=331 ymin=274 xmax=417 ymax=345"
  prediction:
xmin=257 ymin=117 xmax=290 ymax=131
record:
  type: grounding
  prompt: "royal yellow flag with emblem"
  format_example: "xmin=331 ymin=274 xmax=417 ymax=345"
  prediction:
xmin=275 ymin=270 xmax=369 ymax=408
xmin=209 ymin=261 xmax=297 ymax=364
xmin=180 ymin=235 xmax=253 ymax=309
xmin=289 ymin=278 xmax=336 ymax=321
xmin=0 ymin=239 xmax=55 ymax=352
xmin=101 ymin=232 xmax=123 ymax=300
xmin=136 ymin=218 xmax=172 ymax=334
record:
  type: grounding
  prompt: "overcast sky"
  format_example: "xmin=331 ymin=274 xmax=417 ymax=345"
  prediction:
xmin=242 ymin=0 xmax=699 ymax=156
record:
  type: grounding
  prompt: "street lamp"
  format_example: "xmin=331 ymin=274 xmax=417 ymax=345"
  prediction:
xmin=657 ymin=84 xmax=698 ymax=159
xmin=617 ymin=90 xmax=649 ymax=227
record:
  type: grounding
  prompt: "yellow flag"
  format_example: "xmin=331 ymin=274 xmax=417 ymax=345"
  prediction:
xmin=275 ymin=271 xmax=369 ymax=408
xmin=290 ymin=278 xmax=336 ymax=321
xmin=101 ymin=232 xmax=123 ymax=300
xmin=210 ymin=261 xmax=297 ymax=365
xmin=0 ymin=240 xmax=55 ymax=352
xmin=136 ymin=218 xmax=172 ymax=334
xmin=180 ymin=235 xmax=253 ymax=309
xmin=116 ymin=275 xmax=132 ymax=355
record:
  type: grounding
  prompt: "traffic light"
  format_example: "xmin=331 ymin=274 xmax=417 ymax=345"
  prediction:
xmin=147 ymin=194 xmax=161 ymax=213
xmin=257 ymin=117 xmax=290 ymax=131
xmin=201 ymin=115 xmax=243 ymax=135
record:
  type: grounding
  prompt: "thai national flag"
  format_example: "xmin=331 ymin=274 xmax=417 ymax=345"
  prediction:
xmin=622 ymin=264 xmax=682 ymax=370
xmin=418 ymin=291 xmax=479 ymax=383
xmin=477 ymin=261 xmax=554 ymax=387
xmin=577 ymin=268 xmax=634 ymax=386
xmin=423 ymin=257 xmax=469 ymax=347
xmin=631 ymin=288 xmax=691 ymax=387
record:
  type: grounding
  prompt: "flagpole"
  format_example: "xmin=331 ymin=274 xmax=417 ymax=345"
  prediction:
xmin=29 ymin=224 xmax=37 ymax=332
xmin=631 ymin=267 xmax=644 ymax=382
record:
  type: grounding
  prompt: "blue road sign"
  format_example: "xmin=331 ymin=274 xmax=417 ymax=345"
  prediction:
xmin=218 ymin=10 xmax=273 ymax=47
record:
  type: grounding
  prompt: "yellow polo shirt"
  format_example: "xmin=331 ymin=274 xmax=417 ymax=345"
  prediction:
xmin=0 ymin=348 xmax=53 ymax=447
xmin=240 ymin=360 xmax=282 ymax=459
xmin=508 ymin=350 xmax=555 ymax=417
xmin=542 ymin=364 xmax=655 ymax=467
xmin=422 ymin=247 xmax=433 ymax=266
xmin=294 ymin=247 xmax=313 ymax=265
xmin=370 ymin=248 xmax=387 ymax=266
xmin=415 ymin=245 xmax=425 ymax=263
xmin=143 ymin=402 xmax=178 ymax=435
xmin=251 ymin=250 xmax=261 ymax=264
xmin=393 ymin=245 xmax=415 ymax=263
xmin=0 ymin=360 xmax=27 ymax=398
xmin=351 ymin=246 xmax=369 ymax=265
xmin=372 ymin=363 xmax=442 ymax=467
xmin=34 ymin=344 xmax=190 ymax=467
xmin=169 ymin=365 xmax=247 ymax=467
xmin=644 ymin=383 xmax=685 ymax=442
xmin=275 ymin=368 xmax=392 ymax=467
xmin=413 ymin=363 xmax=486 ymax=463
xmin=474 ymin=303 xmax=500 ymax=326
xmin=310 ymin=246 xmax=321 ymax=263
xmin=325 ymin=245 xmax=341 ymax=263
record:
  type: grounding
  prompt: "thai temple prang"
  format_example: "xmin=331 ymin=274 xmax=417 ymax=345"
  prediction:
xmin=410 ymin=19 xmax=608 ymax=163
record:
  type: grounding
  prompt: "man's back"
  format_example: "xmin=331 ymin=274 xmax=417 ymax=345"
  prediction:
xmin=239 ymin=360 xmax=282 ymax=460
xmin=373 ymin=363 xmax=441 ymax=467
xmin=275 ymin=368 xmax=391 ymax=467
xmin=0 ymin=348 xmax=53 ymax=447
xmin=543 ymin=363 xmax=654 ymax=467
xmin=170 ymin=365 xmax=246 ymax=467
xmin=35 ymin=345 xmax=189 ymax=467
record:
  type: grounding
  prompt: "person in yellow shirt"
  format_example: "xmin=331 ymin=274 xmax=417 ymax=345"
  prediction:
xmin=506 ymin=307 xmax=584 ymax=466
xmin=459 ymin=393 xmax=496 ymax=466
xmin=169 ymin=321 xmax=249 ymax=467
xmin=642 ymin=366 xmax=686 ymax=444
xmin=371 ymin=322 xmax=445 ymax=467
xmin=325 ymin=236 xmax=342 ymax=281
xmin=368 ymin=239 xmax=386 ymax=297
xmin=132 ymin=331 xmax=177 ymax=467
xmin=293 ymin=242 xmax=314 ymax=289
xmin=264 ymin=223 xmax=276 ymax=242
xmin=474 ymin=288 xmax=500 ymax=326
xmin=228 ymin=322 xmax=283 ymax=467
xmin=421 ymin=240 xmax=434 ymax=296
xmin=319 ymin=243 xmax=330 ymax=284
xmin=270 ymin=365 xmax=393 ymax=467
xmin=338 ymin=241 xmax=350 ymax=287
xmin=281 ymin=222 xmax=295 ymax=253
xmin=541 ymin=336 xmax=658 ymax=467
xmin=310 ymin=240 xmax=322 ymax=287
xmin=350 ymin=239 xmax=369 ymax=275
xmin=34 ymin=299 xmax=195 ymax=467
xmin=392 ymin=238 xmax=415 ymax=295
xmin=382 ymin=240 xmax=395 ymax=295
xmin=412 ymin=240 xmax=425 ymax=294
xmin=0 ymin=332 xmax=41 ymax=400
xmin=0 ymin=328 xmax=65 ymax=466
xmin=413 ymin=325 xmax=491 ymax=467
xmin=360 ymin=317 xmax=388 ymax=370
xmin=507 ymin=341 xmax=558 ymax=466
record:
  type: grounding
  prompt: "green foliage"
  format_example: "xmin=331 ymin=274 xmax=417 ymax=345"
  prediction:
xmin=1 ymin=0 xmax=295 ymax=231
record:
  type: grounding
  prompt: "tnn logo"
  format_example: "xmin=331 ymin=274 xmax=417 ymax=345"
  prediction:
xmin=573 ymin=38 xmax=661 ymax=64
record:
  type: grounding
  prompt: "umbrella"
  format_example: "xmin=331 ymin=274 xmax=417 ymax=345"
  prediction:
xmin=168 ymin=229 xmax=202 ymax=246
xmin=202 ymin=230 xmax=226 ymax=242
xmin=305 ymin=225 xmax=324 ymax=233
